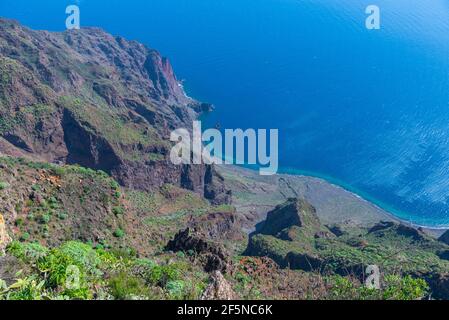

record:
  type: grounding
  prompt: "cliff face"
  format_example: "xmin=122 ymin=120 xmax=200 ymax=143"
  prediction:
xmin=0 ymin=18 xmax=229 ymax=203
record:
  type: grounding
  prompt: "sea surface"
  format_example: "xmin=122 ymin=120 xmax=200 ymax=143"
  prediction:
xmin=2 ymin=0 xmax=449 ymax=227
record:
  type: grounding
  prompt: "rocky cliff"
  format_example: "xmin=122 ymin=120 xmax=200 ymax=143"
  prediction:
xmin=0 ymin=18 xmax=229 ymax=204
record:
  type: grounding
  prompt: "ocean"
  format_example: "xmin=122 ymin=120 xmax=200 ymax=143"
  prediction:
xmin=2 ymin=0 xmax=449 ymax=227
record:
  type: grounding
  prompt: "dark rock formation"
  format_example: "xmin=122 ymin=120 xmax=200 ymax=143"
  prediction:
xmin=257 ymin=198 xmax=321 ymax=236
xmin=368 ymin=221 xmax=396 ymax=233
xmin=326 ymin=224 xmax=346 ymax=237
xmin=203 ymin=166 xmax=232 ymax=205
xmin=439 ymin=230 xmax=449 ymax=246
xmin=422 ymin=272 xmax=449 ymax=300
xmin=187 ymin=210 xmax=242 ymax=241
xmin=285 ymin=252 xmax=323 ymax=272
xmin=166 ymin=228 xmax=229 ymax=273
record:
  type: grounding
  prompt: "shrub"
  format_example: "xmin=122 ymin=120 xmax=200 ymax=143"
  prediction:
xmin=1 ymin=276 xmax=46 ymax=300
xmin=382 ymin=275 xmax=429 ymax=300
xmin=7 ymin=241 xmax=49 ymax=262
xmin=57 ymin=242 xmax=102 ymax=275
xmin=0 ymin=181 xmax=9 ymax=190
xmin=48 ymin=197 xmax=59 ymax=209
xmin=15 ymin=218 xmax=24 ymax=227
xmin=112 ymin=206 xmax=125 ymax=216
xmin=113 ymin=229 xmax=125 ymax=238
xmin=51 ymin=166 xmax=66 ymax=176
xmin=110 ymin=180 xmax=120 ymax=191
xmin=19 ymin=232 xmax=30 ymax=242
xmin=108 ymin=272 xmax=149 ymax=300
xmin=38 ymin=214 xmax=51 ymax=224
xmin=328 ymin=274 xmax=429 ymax=300
xmin=37 ymin=241 xmax=102 ymax=298
xmin=166 ymin=280 xmax=185 ymax=299
xmin=57 ymin=211 xmax=68 ymax=220
xmin=148 ymin=263 xmax=183 ymax=287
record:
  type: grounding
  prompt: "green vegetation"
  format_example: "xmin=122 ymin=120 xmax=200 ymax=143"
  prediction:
xmin=108 ymin=272 xmax=150 ymax=299
xmin=112 ymin=206 xmax=125 ymax=216
xmin=113 ymin=229 xmax=125 ymax=238
xmin=0 ymin=240 xmax=209 ymax=300
xmin=328 ymin=275 xmax=429 ymax=300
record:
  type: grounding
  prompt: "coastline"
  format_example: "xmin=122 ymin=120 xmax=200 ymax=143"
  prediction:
xmin=218 ymin=164 xmax=448 ymax=237
xmin=279 ymin=166 xmax=449 ymax=231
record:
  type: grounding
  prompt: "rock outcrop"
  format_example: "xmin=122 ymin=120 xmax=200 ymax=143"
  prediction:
xmin=166 ymin=228 xmax=229 ymax=273
xmin=0 ymin=214 xmax=11 ymax=254
xmin=187 ymin=210 xmax=243 ymax=242
xmin=439 ymin=230 xmax=449 ymax=245
xmin=257 ymin=198 xmax=321 ymax=237
xmin=201 ymin=271 xmax=236 ymax=300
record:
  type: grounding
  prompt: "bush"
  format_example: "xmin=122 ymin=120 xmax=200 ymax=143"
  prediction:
xmin=112 ymin=206 xmax=125 ymax=216
xmin=0 ymin=181 xmax=9 ymax=190
xmin=57 ymin=211 xmax=68 ymax=220
xmin=36 ymin=241 xmax=101 ymax=299
xmin=38 ymin=214 xmax=51 ymax=224
xmin=166 ymin=280 xmax=185 ymax=299
xmin=15 ymin=218 xmax=24 ymax=227
xmin=57 ymin=242 xmax=102 ymax=275
xmin=19 ymin=232 xmax=30 ymax=242
xmin=1 ymin=276 xmax=46 ymax=300
xmin=113 ymin=229 xmax=125 ymax=238
xmin=48 ymin=197 xmax=59 ymax=209
xmin=148 ymin=263 xmax=183 ymax=287
xmin=110 ymin=180 xmax=120 ymax=191
xmin=382 ymin=275 xmax=429 ymax=300
xmin=7 ymin=241 xmax=49 ymax=262
xmin=108 ymin=272 xmax=149 ymax=300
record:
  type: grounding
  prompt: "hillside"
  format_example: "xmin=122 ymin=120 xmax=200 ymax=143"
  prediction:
xmin=0 ymin=18 xmax=229 ymax=204
xmin=245 ymin=198 xmax=449 ymax=299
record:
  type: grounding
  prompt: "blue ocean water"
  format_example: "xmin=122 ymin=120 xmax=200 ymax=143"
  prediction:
xmin=2 ymin=0 xmax=449 ymax=227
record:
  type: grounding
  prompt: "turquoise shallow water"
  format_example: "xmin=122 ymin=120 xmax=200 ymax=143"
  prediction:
xmin=2 ymin=0 xmax=449 ymax=227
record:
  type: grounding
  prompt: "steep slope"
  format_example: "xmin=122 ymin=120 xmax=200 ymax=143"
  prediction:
xmin=0 ymin=156 xmax=236 ymax=256
xmin=0 ymin=18 xmax=229 ymax=203
xmin=246 ymin=198 xmax=449 ymax=299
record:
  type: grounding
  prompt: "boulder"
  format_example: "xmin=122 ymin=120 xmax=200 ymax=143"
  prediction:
xmin=0 ymin=214 xmax=11 ymax=255
xmin=201 ymin=271 xmax=236 ymax=300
